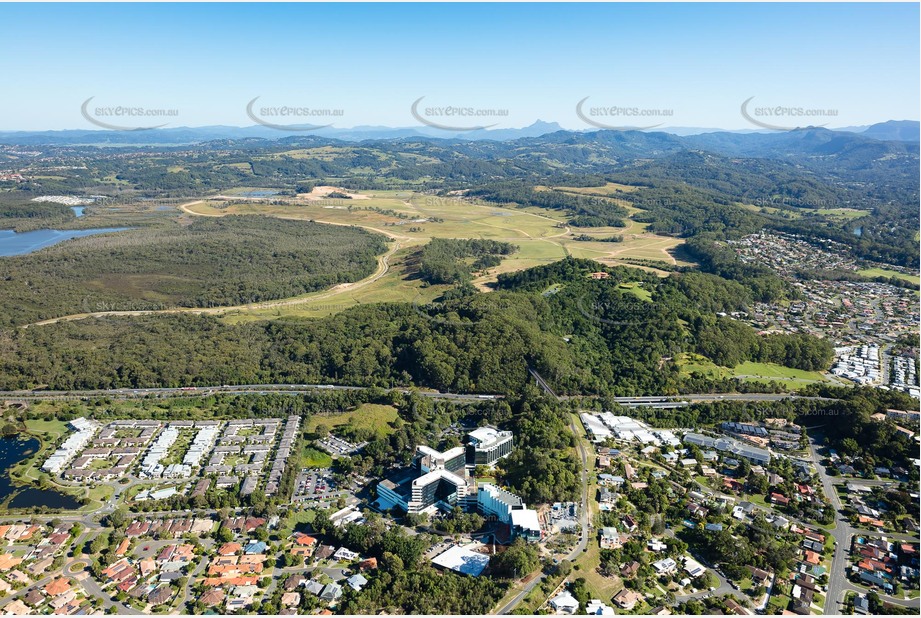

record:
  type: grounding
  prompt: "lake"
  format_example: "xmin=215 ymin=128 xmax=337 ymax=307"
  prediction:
xmin=0 ymin=227 xmax=129 ymax=257
xmin=0 ymin=436 xmax=83 ymax=510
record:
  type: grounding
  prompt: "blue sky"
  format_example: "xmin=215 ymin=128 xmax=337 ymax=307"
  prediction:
xmin=1 ymin=2 xmax=918 ymax=130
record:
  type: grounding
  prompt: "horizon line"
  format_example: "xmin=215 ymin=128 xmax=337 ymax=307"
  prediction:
xmin=1 ymin=119 xmax=918 ymax=135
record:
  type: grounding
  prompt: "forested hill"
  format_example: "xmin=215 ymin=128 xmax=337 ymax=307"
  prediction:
xmin=0 ymin=258 xmax=833 ymax=395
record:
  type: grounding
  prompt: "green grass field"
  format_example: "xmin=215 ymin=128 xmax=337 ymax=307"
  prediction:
xmin=277 ymin=508 xmax=317 ymax=538
xmin=676 ymin=353 xmax=832 ymax=388
xmin=734 ymin=361 xmax=830 ymax=382
xmin=82 ymin=484 xmax=114 ymax=507
xmin=858 ymin=267 xmax=920 ymax=285
xmin=618 ymin=282 xmax=653 ymax=301
xmin=538 ymin=182 xmax=639 ymax=196
xmin=23 ymin=418 xmax=69 ymax=443
xmin=815 ymin=207 xmax=870 ymax=220
xmin=738 ymin=203 xmax=870 ymax=223
xmin=301 ymin=447 xmax=333 ymax=468
xmin=768 ymin=593 xmax=792 ymax=613
xmin=11 ymin=418 xmax=69 ymax=485
xmin=306 ymin=403 xmax=399 ymax=438
xmin=573 ymin=541 xmax=625 ymax=603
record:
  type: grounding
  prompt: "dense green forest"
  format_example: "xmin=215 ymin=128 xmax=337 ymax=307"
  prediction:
xmin=0 ymin=258 xmax=835 ymax=395
xmin=418 ymin=238 xmax=517 ymax=284
xmin=0 ymin=216 xmax=387 ymax=326
xmin=497 ymin=394 xmax=581 ymax=503
xmin=1 ymin=131 xmax=915 ymax=393
xmin=0 ymin=197 xmax=78 ymax=231
xmin=467 ymin=181 xmax=628 ymax=227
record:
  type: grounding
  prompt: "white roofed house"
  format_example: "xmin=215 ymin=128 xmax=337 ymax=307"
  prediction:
xmin=510 ymin=508 xmax=541 ymax=542
xmin=333 ymin=547 xmax=358 ymax=562
xmin=549 ymin=590 xmax=580 ymax=614
xmin=42 ymin=417 xmax=100 ymax=475
xmin=683 ymin=556 xmax=707 ymax=579
xmin=652 ymin=557 xmax=678 ymax=576
xmin=586 ymin=599 xmax=616 ymax=615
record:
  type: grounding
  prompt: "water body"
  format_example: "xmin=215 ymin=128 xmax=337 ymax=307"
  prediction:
xmin=0 ymin=436 xmax=83 ymax=510
xmin=0 ymin=227 xmax=129 ymax=257
xmin=71 ymin=206 xmax=85 ymax=217
xmin=237 ymin=189 xmax=279 ymax=198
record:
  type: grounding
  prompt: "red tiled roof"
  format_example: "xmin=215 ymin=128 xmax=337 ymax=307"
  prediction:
xmin=218 ymin=542 xmax=242 ymax=556
xmin=292 ymin=533 xmax=316 ymax=546
xmin=202 ymin=575 xmax=258 ymax=588
xmin=45 ymin=578 xmax=71 ymax=596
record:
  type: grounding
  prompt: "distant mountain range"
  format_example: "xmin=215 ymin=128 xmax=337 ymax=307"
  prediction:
xmin=858 ymin=120 xmax=921 ymax=141
xmin=0 ymin=120 xmax=917 ymax=146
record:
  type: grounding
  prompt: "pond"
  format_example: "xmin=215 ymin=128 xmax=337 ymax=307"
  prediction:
xmin=236 ymin=189 xmax=279 ymax=198
xmin=71 ymin=206 xmax=85 ymax=217
xmin=0 ymin=227 xmax=129 ymax=257
xmin=0 ymin=436 xmax=83 ymax=511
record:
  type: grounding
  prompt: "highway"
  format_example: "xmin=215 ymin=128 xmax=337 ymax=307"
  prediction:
xmin=0 ymin=384 xmax=499 ymax=402
xmin=0 ymin=384 xmax=831 ymax=406
xmin=610 ymin=393 xmax=834 ymax=406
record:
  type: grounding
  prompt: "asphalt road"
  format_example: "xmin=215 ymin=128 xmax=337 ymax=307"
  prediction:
xmin=0 ymin=384 xmax=833 ymax=406
xmin=0 ymin=377 xmax=871 ymax=616
xmin=807 ymin=435 xmax=920 ymax=613
xmin=0 ymin=384 xmax=497 ymax=402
